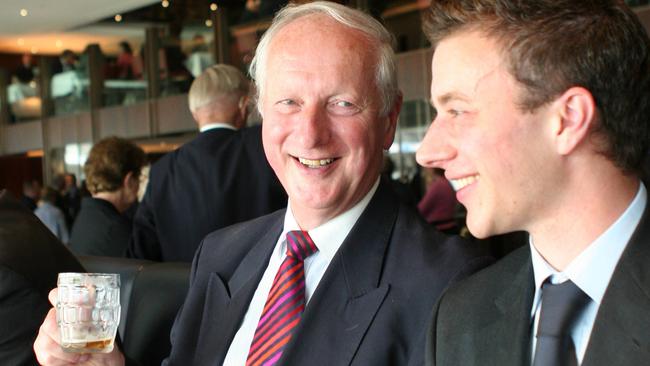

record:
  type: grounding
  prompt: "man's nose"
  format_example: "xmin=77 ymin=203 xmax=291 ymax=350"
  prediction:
xmin=297 ymin=105 xmax=331 ymax=148
xmin=415 ymin=119 xmax=456 ymax=169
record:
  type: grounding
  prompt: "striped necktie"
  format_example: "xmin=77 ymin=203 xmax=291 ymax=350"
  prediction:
xmin=245 ymin=230 xmax=318 ymax=366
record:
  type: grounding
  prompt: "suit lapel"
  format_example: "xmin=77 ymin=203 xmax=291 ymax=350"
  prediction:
xmin=480 ymin=248 xmax=535 ymax=365
xmin=279 ymin=181 xmax=398 ymax=366
xmin=195 ymin=216 xmax=283 ymax=365
xmin=582 ymin=204 xmax=650 ymax=366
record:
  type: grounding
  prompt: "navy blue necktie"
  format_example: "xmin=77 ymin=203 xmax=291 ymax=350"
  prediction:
xmin=533 ymin=280 xmax=590 ymax=366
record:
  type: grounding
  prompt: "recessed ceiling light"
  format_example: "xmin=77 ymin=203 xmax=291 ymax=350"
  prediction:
xmin=205 ymin=19 xmax=213 ymax=27
xmin=115 ymin=14 xmax=122 ymax=22
xmin=20 ymin=9 xmax=28 ymax=17
xmin=162 ymin=0 xmax=170 ymax=8
xmin=31 ymin=46 xmax=38 ymax=54
xmin=210 ymin=3 xmax=218 ymax=11
xmin=56 ymin=40 xmax=63 ymax=48
xmin=17 ymin=38 xmax=25 ymax=46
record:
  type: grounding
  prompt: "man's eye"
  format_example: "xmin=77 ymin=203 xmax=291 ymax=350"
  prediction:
xmin=448 ymin=109 xmax=464 ymax=117
xmin=274 ymin=99 xmax=300 ymax=113
xmin=278 ymin=99 xmax=297 ymax=106
xmin=329 ymin=100 xmax=360 ymax=116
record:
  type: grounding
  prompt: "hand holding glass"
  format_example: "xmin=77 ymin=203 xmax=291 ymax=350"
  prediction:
xmin=56 ymin=273 xmax=121 ymax=353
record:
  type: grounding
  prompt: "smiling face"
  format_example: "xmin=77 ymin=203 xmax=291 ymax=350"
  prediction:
xmin=260 ymin=15 xmax=398 ymax=229
xmin=416 ymin=30 xmax=558 ymax=238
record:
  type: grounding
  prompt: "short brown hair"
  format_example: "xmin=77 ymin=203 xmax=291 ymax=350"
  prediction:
xmin=423 ymin=0 xmax=650 ymax=176
xmin=84 ymin=137 xmax=146 ymax=194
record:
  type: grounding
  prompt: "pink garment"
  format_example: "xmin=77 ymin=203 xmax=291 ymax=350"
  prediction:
xmin=116 ymin=52 xmax=135 ymax=79
xmin=417 ymin=178 xmax=458 ymax=230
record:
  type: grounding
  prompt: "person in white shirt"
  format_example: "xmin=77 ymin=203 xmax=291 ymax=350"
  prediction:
xmin=34 ymin=186 xmax=69 ymax=245
xmin=418 ymin=1 xmax=650 ymax=365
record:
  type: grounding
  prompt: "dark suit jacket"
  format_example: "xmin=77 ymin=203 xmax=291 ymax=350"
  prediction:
xmin=70 ymin=197 xmax=132 ymax=257
xmin=162 ymin=180 xmax=492 ymax=366
xmin=426 ymin=204 xmax=650 ymax=366
xmin=128 ymin=125 xmax=287 ymax=262
xmin=0 ymin=190 xmax=85 ymax=365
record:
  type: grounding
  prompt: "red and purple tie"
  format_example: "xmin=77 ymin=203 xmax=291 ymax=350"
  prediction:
xmin=245 ymin=230 xmax=318 ymax=366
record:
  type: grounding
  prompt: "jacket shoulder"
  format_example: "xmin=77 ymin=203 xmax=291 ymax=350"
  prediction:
xmin=193 ymin=210 xmax=285 ymax=270
xmin=439 ymin=245 xmax=530 ymax=309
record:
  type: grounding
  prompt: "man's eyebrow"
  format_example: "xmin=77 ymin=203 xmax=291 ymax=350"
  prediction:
xmin=431 ymin=92 xmax=471 ymax=107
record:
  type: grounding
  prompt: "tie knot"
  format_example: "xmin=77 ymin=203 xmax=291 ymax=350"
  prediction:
xmin=537 ymin=280 xmax=590 ymax=337
xmin=286 ymin=230 xmax=318 ymax=261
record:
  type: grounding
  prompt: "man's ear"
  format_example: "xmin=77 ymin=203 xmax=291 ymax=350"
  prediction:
xmin=123 ymin=171 xmax=137 ymax=190
xmin=383 ymin=92 xmax=403 ymax=150
xmin=552 ymin=87 xmax=596 ymax=155
xmin=237 ymin=95 xmax=250 ymax=128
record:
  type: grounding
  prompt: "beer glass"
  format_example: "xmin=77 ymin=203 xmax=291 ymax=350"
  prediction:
xmin=56 ymin=273 xmax=121 ymax=353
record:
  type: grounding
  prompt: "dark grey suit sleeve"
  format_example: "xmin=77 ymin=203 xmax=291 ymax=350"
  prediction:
xmin=128 ymin=182 xmax=163 ymax=261
xmin=0 ymin=265 xmax=50 ymax=366
xmin=423 ymin=244 xmax=494 ymax=366
xmin=424 ymin=295 xmax=444 ymax=366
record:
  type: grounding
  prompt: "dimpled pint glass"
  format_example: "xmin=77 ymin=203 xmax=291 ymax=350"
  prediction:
xmin=56 ymin=273 xmax=121 ymax=353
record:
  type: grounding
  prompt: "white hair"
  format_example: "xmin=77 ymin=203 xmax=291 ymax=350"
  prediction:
xmin=249 ymin=1 xmax=398 ymax=117
xmin=188 ymin=64 xmax=249 ymax=113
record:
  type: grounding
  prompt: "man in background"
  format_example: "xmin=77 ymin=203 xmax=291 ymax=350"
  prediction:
xmin=20 ymin=179 xmax=40 ymax=211
xmin=128 ymin=64 xmax=286 ymax=262
xmin=419 ymin=0 xmax=650 ymax=364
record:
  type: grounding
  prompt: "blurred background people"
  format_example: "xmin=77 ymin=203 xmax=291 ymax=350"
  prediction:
xmin=34 ymin=186 xmax=70 ymax=245
xmin=159 ymin=23 xmax=193 ymax=94
xmin=14 ymin=53 xmax=36 ymax=81
xmin=128 ymin=64 xmax=286 ymax=262
xmin=240 ymin=0 xmax=288 ymax=23
xmin=61 ymin=173 xmax=81 ymax=229
xmin=8 ymin=56 xmax=40 ymax=122
xmin=185 ymin=34 xmax=213 ymax=78
xmin=58 ymin=49 xmax=78 ymax=72
xmin=116 ymin=41 xmax=136 ymax=80
xmin=417 ymin=168 xmax=459 ymax=234
xmin=0 ymin=189 xmax=84 ymax=365
xmin=20 ymin=179 xmax=40 ymax=211
xmin=69 ymin=137 xmax=146 ymax=257
xmin=381 ymin=155 xmax=418 ymax=207
xmin=51 ymin=47 xmax=79 ymax=76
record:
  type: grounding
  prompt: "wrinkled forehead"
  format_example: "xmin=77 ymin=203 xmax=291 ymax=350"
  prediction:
xmin=264 ymin=16 xmax=379 ymax=91
xmin=268 ymin=14 xmax=377 ymax=61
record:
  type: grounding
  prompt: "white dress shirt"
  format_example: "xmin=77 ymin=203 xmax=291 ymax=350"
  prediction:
xmin=529 ymin=182 xmax=647 ymax=364
xmin=199 ymin=122 xmax=237 ymax=133
xmin=222 ymin=179 xmax=380 ymax=366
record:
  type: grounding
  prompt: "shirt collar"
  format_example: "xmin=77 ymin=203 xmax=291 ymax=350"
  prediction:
xmin=200 ymin=122 xmax=236 ymax=132
xmin=531 ymin=181 xmax=647 ymax=308
xmin=281 ymin=178 xmax=380 ymax=261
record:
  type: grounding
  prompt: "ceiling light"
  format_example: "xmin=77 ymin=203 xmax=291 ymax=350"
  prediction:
xmin=210 ymin=3 xmax=218 ymax=11
xmin=162 ymin=0 xmax=170 ymax=8
xmin=17 ymin=38 xmax=24 ymax=46
xmin=114 ymin=14 xmax=122 ymax=22
xmin=205 ymin=19 xmax=213 ymax=27
xmin=31 ymin=46 xmax=38 ymax=54
xmin=20 ymin=9 xmax=28 ymax=17
xmin=56 ymin=40 xmax=63 ymax=48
